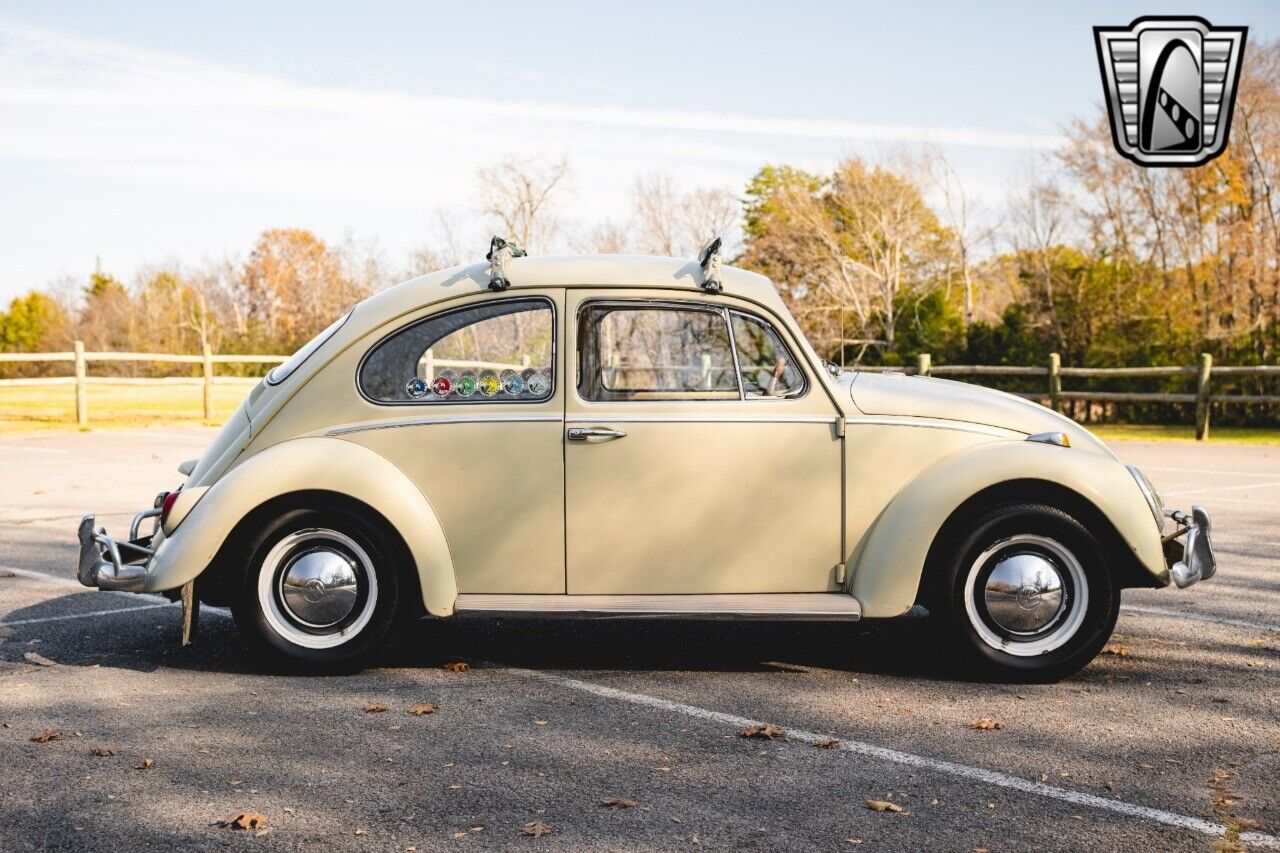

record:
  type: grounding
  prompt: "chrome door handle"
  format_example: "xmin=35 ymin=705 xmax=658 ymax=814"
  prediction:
xmin=567 ymin=426 xmax=627 ymax=441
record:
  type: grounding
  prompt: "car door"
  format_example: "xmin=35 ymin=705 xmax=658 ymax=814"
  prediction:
xmin=344 ymin=290 xmax=566 ymax=594
xmin=565 ymin=290 xmax=843 ymax=594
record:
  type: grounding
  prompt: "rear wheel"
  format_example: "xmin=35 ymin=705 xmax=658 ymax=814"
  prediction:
xmin=927 ymin=502 xmax=1120 ymax=682
xmin=230 ymin=506 xmax=407 ymax=673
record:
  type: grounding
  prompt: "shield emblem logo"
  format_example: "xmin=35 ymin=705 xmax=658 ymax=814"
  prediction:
xmin=1094 ymin=16 xmax=1247 ymax=167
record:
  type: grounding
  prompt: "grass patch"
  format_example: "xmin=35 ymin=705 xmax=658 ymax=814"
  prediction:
xmin=1090 ymin=424 xmax=1280 ymax=445
xmin=0 ymin=383 xmax=253 ymax=433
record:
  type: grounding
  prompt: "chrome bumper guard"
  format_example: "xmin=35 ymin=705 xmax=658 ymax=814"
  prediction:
xmin=77 ymin=508 xmax=160 ymax=592
xmin=1162 ymin=505 xmax=1216 ymax=589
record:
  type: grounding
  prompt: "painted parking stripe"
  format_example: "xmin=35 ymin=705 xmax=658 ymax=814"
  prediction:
xmin=1122 ymin=604 xmax=1280 ymax=634
xmin=1141 ymin=465 xmax=1280 ymax=479
xmin=1 ymin=602 xmax=176 ymax=627
xmin=0 ymin=444 xmax=70 ymax=454
xmin=514 ymin=667 xmax=1279 ymax=848
xmin=1162 ymin=480 xmax=1280 ymax=497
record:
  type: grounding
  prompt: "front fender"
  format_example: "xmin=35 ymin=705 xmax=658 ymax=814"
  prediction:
xmin=849 ymin=441 xmax=1166 ymax=618
xmin=144 ymin=437 xmax=457 ymax=616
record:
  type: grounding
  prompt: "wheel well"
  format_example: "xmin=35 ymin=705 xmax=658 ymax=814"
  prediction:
xmin=916 ymin=478 xmax=1160 ymax=608
xmin=196 ymin=489 xmax=422 ymax=613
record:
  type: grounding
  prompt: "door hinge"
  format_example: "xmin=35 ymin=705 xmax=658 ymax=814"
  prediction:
xmin=834 ymin=562 xmax=847 ymax=585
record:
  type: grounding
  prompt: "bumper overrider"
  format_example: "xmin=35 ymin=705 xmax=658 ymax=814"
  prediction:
xmin=1163 ymin=505 xmax=1217 ymax=589
xmin=77 ymin=503 xmax=162 ymax=593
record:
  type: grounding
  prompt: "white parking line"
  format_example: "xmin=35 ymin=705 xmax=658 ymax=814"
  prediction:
xmin=1163 ymin=481 xmax=1280 ymax=497
xmin=514 ymin=668 xmax=1279 ymax=848
xmin=1121 ymin=604 xmax=1280 ymax=634
xmin=0 ymin=444 xmax=70 ymax=454
xmin=1141 ymin=465 xmax=1280 ymax=479
xmin=1 ymin=602 xmax=176 ymax=627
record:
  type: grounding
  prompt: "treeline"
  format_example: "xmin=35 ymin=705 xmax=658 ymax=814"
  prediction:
xmin=2 ymin=43 xmax=1278 ymax=424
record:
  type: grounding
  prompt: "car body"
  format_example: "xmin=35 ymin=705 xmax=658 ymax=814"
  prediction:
xmin=78 ymin=251 xmax=1216 ymax=679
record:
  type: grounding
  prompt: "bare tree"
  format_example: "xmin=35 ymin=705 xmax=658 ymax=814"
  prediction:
xmin=932 ymin=150 xmax=998 ymax=330
xmin=1007 ymin=161 xmax=1072 ymax=350
xmin=633 ymin=175 xmax=739 ymax=256
xmin=476 ymin=156 xmax=571 ymax=252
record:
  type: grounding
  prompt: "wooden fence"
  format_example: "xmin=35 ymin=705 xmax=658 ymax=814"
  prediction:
xmin=1 ymin=344 xmax=1276 ymax=439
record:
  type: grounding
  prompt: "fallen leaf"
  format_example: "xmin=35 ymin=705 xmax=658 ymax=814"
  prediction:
xmin=814 ymin=738 xmax=839 ymax=749
xmin=30 ymin=729 xmax=60 ymax=743
xmin=22 ymin=652 xmax=57 ymax=667
xmin=407 ymin=704 xmax=438 ymax=716
xmin=522 ymin=820 xmax=553 ymax=837
xmin=354 ymin=827 xmax=366 ymax=836
xmin=452 ymin=831 xmax=467 ymax=839
xmin=865 ymin=800 xmax=904 ymax=813
xmin=1104 ymin=644 xmax=1130 ymax=657
xmin=846 ymin=840 xmax=863 ymax=846
xmin=534 ymin=720 xmax=548 ymax=726
xmin=89 ymin=747 xmax=118 ymax=757
xmin=218 ymin=811 xmax=267 ymax=830
xmin=969 ymin=718 xmax=1003 ymax=731
xmin=741 ymin=723 xmax=785 ymax=740
xmin=442 ymin=661 xmax=470 ymax=673
xmin=600 ymin=798 xmax=637 ymax=809
xmin=135 ymin=757 xmax=154 ymax=770
xmin=362 ymin=701 xmax=388 ymax=714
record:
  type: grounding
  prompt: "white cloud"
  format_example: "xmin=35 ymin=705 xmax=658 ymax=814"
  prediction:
xmin=0 ymin=19 xmax=1061 ymax=297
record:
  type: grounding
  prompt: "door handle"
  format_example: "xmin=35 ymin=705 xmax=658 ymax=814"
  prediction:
xmin=567 ymin=426 xmax=627 ymax=441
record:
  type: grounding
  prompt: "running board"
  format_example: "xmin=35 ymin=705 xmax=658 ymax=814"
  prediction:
xmin=452 ymin=593 xmax=861 ymax=621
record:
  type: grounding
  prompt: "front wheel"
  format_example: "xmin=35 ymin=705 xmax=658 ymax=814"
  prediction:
xmin=927 ymin=502 xmax=1120 ymax=682
xmin=230 ymin=507 xmax=407 ymax=673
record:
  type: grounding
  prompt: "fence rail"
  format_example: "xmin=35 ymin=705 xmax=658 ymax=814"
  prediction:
xmin=0 ymin=344 xmax=1276 ymax=438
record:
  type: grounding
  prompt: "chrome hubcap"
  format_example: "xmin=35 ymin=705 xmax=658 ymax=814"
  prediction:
xmin=983 ymin=552 xmax=1065 ymax=634
xmin=963 ymin=534 xmax=1088 ymax=657
xmin=257 ymin=528 xmax=378 ymax=650
xmin=279 ymin=548 xmax=360 ymax=628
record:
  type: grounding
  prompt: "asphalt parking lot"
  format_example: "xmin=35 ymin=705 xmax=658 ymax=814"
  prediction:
xmin=0 ymin=428 xmax=1277 ymax=851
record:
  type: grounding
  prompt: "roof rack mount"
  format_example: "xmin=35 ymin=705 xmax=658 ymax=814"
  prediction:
xmin=486 ymin=236 xmax=527 ymax=291
xmin=697 ymin=237 xmax=723 ymax=294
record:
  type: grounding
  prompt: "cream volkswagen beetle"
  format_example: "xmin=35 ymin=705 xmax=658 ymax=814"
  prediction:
xmin=77 ymin=240 xmax=1215 ymax=681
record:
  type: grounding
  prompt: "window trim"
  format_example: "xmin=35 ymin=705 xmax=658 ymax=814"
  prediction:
xmin=355 ymin=295 xmax=557 ymax=407
xmin=574 ymin=298 xmax=809 ymax=404
xmin=727 ymin=309 xmax=809 ymax=401
xmin=266 ymin=311 xmax=351 ymax=386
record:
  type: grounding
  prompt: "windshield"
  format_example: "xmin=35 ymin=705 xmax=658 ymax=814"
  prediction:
xmin=265 ymin=312 xmax=350 ymax=385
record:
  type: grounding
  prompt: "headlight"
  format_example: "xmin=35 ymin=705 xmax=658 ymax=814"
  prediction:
xmin=1126 ymin=465 xmax=1167 ymax=533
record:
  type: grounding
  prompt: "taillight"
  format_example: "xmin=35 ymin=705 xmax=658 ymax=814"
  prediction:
xmin=160 ymin=488 xmax=182 ymax=529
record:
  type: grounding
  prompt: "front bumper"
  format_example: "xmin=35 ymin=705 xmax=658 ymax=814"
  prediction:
xmin=77 ymin=508 xmax=161 ymax=592
xmin=1162 ymin=505 xmax=1216 ymax=589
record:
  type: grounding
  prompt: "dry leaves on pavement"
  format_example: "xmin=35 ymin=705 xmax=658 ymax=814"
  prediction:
xmin=865 ymin=800 xmax=905 ymax=814
xmin=218 ymin=811 xmax=267 ymax=830
xmin=30 ymin=729 xmax=60 ymax=743
xmin=969 ymin=718 xmax=1003 ymax=731
xmin=522 ymin=820 xmax=554 ymax=837
xmin=1104 ymin=645 xmax=1130 ymax=657
xmin=814 ymin=738 xmax=840 ymax=749
xmin=89 ymin=747 xmax=118 ymax=757
xmin=134 ymin=757 xmax=154 ymax=770
xmin=600 ymin=798 xmax=637 ymax=809
xmin=442 ymin=661 xmax=470 ymax=673
xmin=741 ymin=723 xmax=785 ymax=740
xmin=407 ymin=704 xmax=438 ymax=716
xmin=362 ymin=701 xmax=388 ymax=714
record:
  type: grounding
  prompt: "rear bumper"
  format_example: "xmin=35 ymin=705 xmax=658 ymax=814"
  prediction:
xmin=1162 ymin=505 xmax=1216 ymax=589
xmin=77 ymin=508 xmax=160 ymax=592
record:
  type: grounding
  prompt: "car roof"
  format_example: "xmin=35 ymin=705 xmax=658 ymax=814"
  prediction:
xmin=357 ymin=254 xmax=780 ymax=323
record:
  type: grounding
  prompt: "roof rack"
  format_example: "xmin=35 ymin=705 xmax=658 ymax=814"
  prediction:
xmin=486 ymin=236 xmax=527 ymax=291
xmin=697 ymin=236 xmax=723 ymax=294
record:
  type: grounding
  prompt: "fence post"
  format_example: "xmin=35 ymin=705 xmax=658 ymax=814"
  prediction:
xmin=916 ymin=352 xmax=931 ymax=377
xmin=1194 ymin=352 xmax=1213 ymax=441
xmin=73 ymin=340 xmax=87 ymax=427
xmin=201 ymin=343 xmax=214 ymax=422
xmin=1048 ymin=353 xmax=1061 ymax=412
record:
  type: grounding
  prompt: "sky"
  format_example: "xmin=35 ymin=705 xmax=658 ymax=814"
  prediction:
xmin=1 ymin=1 xmax=1278 ymax=302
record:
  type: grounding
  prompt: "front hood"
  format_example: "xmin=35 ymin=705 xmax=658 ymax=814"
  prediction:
xmin=845 ymin=371 xmax=1112 ymax=456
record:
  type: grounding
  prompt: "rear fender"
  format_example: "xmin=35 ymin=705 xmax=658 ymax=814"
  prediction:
xmin=849 ymin=441 xmax=1166 ymax=618
xmin=145 ymin=437 xmax=457 ymax=615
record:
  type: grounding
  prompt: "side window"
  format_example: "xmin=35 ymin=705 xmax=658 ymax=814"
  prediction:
xmin=358 ymin=298 xmax=554 ymax=403
xmin=578 ymin=305 xmax=738 ymax=401
xmin=730 ymin=312 xmax=805 ymax=398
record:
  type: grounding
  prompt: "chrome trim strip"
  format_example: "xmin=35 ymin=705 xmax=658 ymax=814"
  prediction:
xmin=328 ymin=414 xmax=563 ymax=436
xmin=565 ymin=414 xmax=837 ymax=424
xmin=453 ymin=592 xmax=862 ymax=621
xmin=844 ymin=417 xmax=1020 ymax=439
